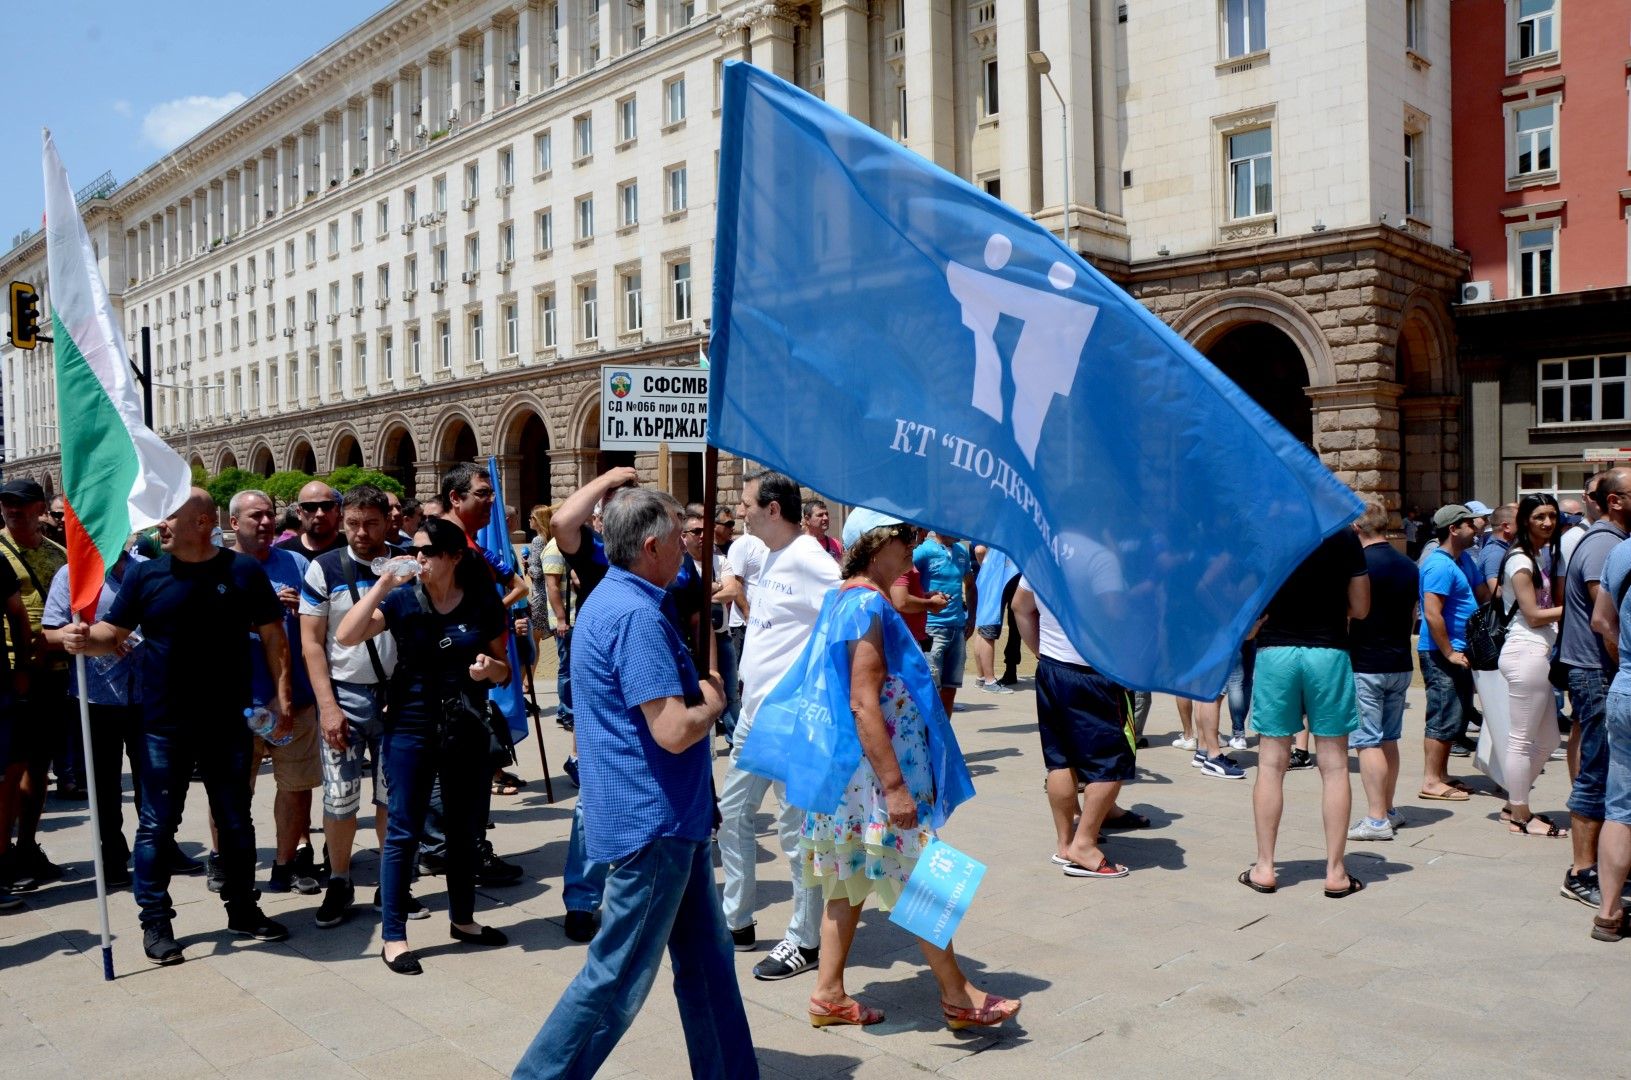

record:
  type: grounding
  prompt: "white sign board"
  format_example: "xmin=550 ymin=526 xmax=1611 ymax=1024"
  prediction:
xmin=600 ymin=364 xmax=710 ymax=452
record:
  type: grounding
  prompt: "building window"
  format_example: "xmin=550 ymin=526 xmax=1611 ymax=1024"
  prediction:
xmin=574 ymin=114 xmax=593 ymax=159
xmin=1404 ymin=0 xmax=1421 ymax=51
xmin=535 ymin=130 xmax=553 ymax=173
xmin=1514 ymin=102 xmax=1555 ymax=176
xmin=354 ymin=339 xmax=367 ymax=387
xmin=671 ymin=259 xmax=692 ymax=323
xmin=982 ymin=58 xmax=999 ymax=117
xmin=438 ymin=319 xmax=452 ymax=369
xmin=896 ymin=85 xmax=908 ymax=141
xmin=1518 ymin=461 xmax=1594 ymax=500
xmin=433 ymin=175 xmax=447 ymax=213
xmin=619 ymin=181 xmax=639 ymax=227
xmin=499 ymin=146 xmax=514 ymax=188
xmin=470 ymin=310 xmax=484 ymax=363
xmin=284 ymin=239 xmax=295 ymax=271
xmin=503 ymin=301 xmax=519 ymax=355
xmin=382 ymin=333 xmax=394 ymax=380
xmin=1222 ymin=0 xmax=1266 ymax=58
xmin=665 ymin=76 xmax=687 ymax=125
xmin=665 ymin=165 xmax=688 ymax=213
xmin=405 ymin=255 xmax=418 ymax=291
xmin=326 ymin=220 xmax=338 ymax=257
xmin=1516 ymin=0 xmax=1555 ymax=60
xmin=410 ymin=326 xmax=422 ymax=374
xmin=405 ymin=187 xmax=418 ymax=222
xmin=1537 ymin=356 xmax=1629 ymax=425
xmin=983 ymin=176 xmax=1002 ymax=200
xmin=538 ymin=291 xmax=557 ymax=347
xmin=622 ymin=270 xmax=643 ymax=332
xmin=1404 ymin=131 xmax=1418 ymax=217
xmin=576 ymin=195 xmax=595 ymax=240
xmin=500 ymin=222 xmax=515 ymax=264
xmin=377 ymin=199 xmax=390 ymax=236
xmin=1228 ymin=128 xmax=1273 ymax=218
xmin=290 ymin=356 xmax=300 ymax=400
xmin=537 ymin=209 xmax=554 ymax=252
xmin=331 ymin=347 xmax=343 ymax=397
xmin=466 ymin=234 xmax=481 ymax=272
xmin=579 ymin=282 xmax=598 ymax=341
xmin=351 ymin=274 xmax=363 ymax=310
xmin=351 ymin=210 xmax=364 ymax=246
xmin=434 ymin=244 xmax=448 ymax=283
xmin=1516 ymin=225 xmax=1556 ymax=297
xmin=618 ymin=96 xmax=638 ymax=143
xmin=464 ymin=162 xmax=480 ymax=204
xmin=377 ymin=265 xmax=391 ymax=302
xmin=328 ymin=281 xmax=340 ymax=315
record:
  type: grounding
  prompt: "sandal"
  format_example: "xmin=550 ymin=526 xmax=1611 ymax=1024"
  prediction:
xmin=1102 ymin=810 xmax=1152 ymax=831
xmin=490 ymin=778 xmax=521 ymax=796
xmin=942 ymin=994 xmax=1021 ymax=1031
xmin=496 ymin=769 xmax=526 ymax=790
xmin=1238 ymin=869 xmax=1276 ymax=894
xmin=1591 ymin=914 xmax=1627 ymax=942
xmin=1510 ymin=814 xmax=1568 ymax=838
xmin=809 ymin=997 xmax=885 ymax=1028
xmin=1324 ymin=875 xmax=1366 ymax=899
xmin=1418 ymin=788 xmax=1470 ymax=802
xmin=1062 ymin=858 xmax=1129 ymax=879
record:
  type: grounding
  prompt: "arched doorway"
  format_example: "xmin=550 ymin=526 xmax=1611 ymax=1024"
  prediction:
xmin=442 ymin=419 xmax=478 ymax=466
xmin=506 ymin=410 xmax=553 ymax=514
xmin=333 ymin=430 xmax=364 ymax=470
xmin=579 ymin=400 xmax=634 ymax=480
xmin=250 ymin=444 xmax=275 ymax=477
xmin=216 ymin=448 xmax=239 ymax=472
xmin=1203 ymin=323 xmax=1313 ymax=447
xmin=380 ymin=424 xmax=418 ymax=494
xmin=1397 ymin=300 xmax=1457 ymax=513
xmin=288 ymin=438 xmax=317 ymax=476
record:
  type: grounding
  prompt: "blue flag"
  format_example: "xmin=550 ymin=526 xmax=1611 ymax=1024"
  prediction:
xmin=709 ymin=61 xmax=1361 ymax=698
xmin=477 ymin=456 xmax=529 ymax=743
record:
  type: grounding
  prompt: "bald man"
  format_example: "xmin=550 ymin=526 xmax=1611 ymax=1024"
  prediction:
xmin=275 ymin=481 xmax=345 ymax=557
xmin=62 ymin=488 xmax=294 ymax=964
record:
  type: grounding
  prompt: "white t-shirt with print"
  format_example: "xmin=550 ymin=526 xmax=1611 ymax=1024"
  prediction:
xmin=1501 ymin=551 xmax=1558 ymax=650
xmin=729 ymin=533 xmax=841 ymax=731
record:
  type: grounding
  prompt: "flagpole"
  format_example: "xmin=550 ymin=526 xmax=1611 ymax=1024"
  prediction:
xmin=522 ymin=660 xmax=554 ymax=803
xmin=72 ymin=646 xmax=114 ymax=980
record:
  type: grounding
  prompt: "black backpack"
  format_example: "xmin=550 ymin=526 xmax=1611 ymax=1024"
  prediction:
xmin=1464 ymin=548 xmax=1520 ymax=671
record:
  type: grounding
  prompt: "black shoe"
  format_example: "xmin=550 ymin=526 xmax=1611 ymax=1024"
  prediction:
xmin=267 ymin=861 xmax=321 ymax=895
xmin=730 ymin=923 xmax=757 ymax=952
xmin=563 ymin=910 xmax=597 ymax=942
xmin=563 ymin=755 xmax=580 ymax=788
xmin=555 ymin=711 xmax=575 ymax=733
xmin=205 ymin=853 xmax=226 ymax=894
xmin=475 ymin=843 xmax=523 ymax=886
xmin=16 ymin=843 xmax=64 ymax=883
xmin=143 ymin=921 xmax=184 ymax=965
xmin=226 ymin=903 xmax=290 ymax=942
xmin=166 ymin=846 xmax=204 ymax=875
xmin=753 ymin=939 xmax=819 ymax=981
xmin=1134 ymin=737 xmax=1150 ymax=750
xmin=417 ymin=852 xmax=447 ymax=877
xmin=314 ymin=878 xmax=354 ymax=928
xmin=1287 ymin=748 xmax=1316 ymax=771
xmin=450 ymin=924 xmax=508 ymax=946
xmin=0 ymin=849 xmax=39 ymax=893
xmin=372 ymin=885 xmax=430 ymax=920
xmin=997 ymin=674 xmax=1019 ymax=686
xmin=381 ymin=947 xmax=423 ymax=975
xmin=103 ymin=862 xmax=133 ymax=889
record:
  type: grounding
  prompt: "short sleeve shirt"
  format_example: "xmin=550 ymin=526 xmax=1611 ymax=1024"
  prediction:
xmin=570 ymin=565 xmax=710 ymax=863
xmin=562 ymin=525 xmax=611 ymax=605
xmin=913 ymin=538 xmax=972 ymax=627
xmin=1347 ymin=542 xmax=1418 ymax=674
xmin=0 ymin=531 xmax=68 ymax=670
xmin=106 ymin=550 xmax=284 ymax=726
xmin=1601 ymin=539 xmax=1631 ymax=684
xmin=1477 ymin=537 xmax=1511 ymax=586
xmin=275 ymin=533 xmax=346 ymax=557
xmin=299 ymin=546 xmax=402 ymax=684
xmin=1501 ymin=550 xmax=1557 ymax=650
xmin=247 ymin=547 xmax=314 ymax=708
xmin=1418 ymin=547 xmax=1480 ymax=653
xmin=1256 ymin=529 xmax=1367 ymax=650
xmin=1559 ymin=520 xmax=1627 ymax=670
xmin=378 ymin=583 xmax=505 ymax=725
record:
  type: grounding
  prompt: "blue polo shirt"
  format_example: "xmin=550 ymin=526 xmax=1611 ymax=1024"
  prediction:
xmin=571 ymin=564 xmax=710 ymax=863
xmin=1418 ymin=547 xmax=1479 ymax=653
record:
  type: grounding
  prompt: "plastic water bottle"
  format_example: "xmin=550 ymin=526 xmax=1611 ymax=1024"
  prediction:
xmin=369 ymin=555 xmax=422 ymax=577
xmin=245 ymin=707 xmax=293 ymax=747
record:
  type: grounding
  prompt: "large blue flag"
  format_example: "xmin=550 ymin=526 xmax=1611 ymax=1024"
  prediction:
xmin=478 ymin=456 xmax=529 ymax=743
xmin=709 ymin=61 xmax=1362 ymax=698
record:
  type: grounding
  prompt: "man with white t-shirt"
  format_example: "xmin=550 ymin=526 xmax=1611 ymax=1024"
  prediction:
xmin=718 ymin=470 xmax=840 ymax=981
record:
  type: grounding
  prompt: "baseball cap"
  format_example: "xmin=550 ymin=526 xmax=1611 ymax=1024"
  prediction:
xmin=1464 ymin=500 xmax=1494 ymax=517
xmin=0 ymin=479 xmax=46 ymax=504
xmin=1432 ymin=504 xmax=1475 ymax=530
xmin=842 ymin=507 xmax=908 ymax=548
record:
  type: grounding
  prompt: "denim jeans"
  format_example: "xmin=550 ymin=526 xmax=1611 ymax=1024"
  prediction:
xmin=1224 ymin=643 xmax=1256 ymax=736
xmin=715 ymin=630 xmax=741 ymax=742
xmin=133 ymin=719 xmax=256 ymax=928
xmin=381 ymin=723 xmax=489 ymax=941
xmin=555 ymin=629 xmax=574 ymax=725
xmin=512 ymin=838 xmax=758 ymax=1080
xmin=87 ymin=703 xmax=142 ymax=870
xmin=717 ymin=749 xmax=821 ymax=949
xmin=1567 ymin=666 xmax=1610 ymax=821
xmin=1420 ymin=650 xmax=1476 ymax=742
xmin=562 ymin=805 xmax=607 ymax=913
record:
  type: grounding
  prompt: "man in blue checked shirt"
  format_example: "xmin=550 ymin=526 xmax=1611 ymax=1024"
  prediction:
xmin=513 ymin=488 xmax=755 ymax=1080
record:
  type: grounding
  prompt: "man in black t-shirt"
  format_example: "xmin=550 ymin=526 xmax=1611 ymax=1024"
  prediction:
xmin=274 ymin=481 xmax=345 ymax=558
xmin=1240 ymin=526 xmax=1370 ymax=899
xmin=63 ymin=488 xmax=294 ymax=965
xmin=1346 ymin=500 xmax=1419 ymax=842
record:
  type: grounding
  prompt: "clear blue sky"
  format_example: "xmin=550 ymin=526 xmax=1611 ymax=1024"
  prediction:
xmin=2 ymin=0 xmax=386 ymax=247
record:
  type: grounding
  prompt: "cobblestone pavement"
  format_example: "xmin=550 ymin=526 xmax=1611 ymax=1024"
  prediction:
xmin=3 ymin=655 xmax=1628 ymax=1079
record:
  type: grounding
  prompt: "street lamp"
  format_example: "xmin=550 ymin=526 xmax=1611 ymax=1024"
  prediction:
xmin=1028 ymin=49 xmax=1071 ymax=257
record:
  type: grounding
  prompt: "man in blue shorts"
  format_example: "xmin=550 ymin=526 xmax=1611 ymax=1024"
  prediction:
xmin=1241 ymin=527 xmax=1369 ymax=896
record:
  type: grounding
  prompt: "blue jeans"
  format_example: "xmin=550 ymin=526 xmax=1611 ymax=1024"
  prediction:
xmin=512 ymin=838 xmax=758 ymax=1080
xmin=1224 ymin=643 xmax=1256 ymax=735
xmin=1420 ymin=650 xmax=1475 ymax=742
xmin=715 ymin=630 xmax=741 ymax=742
xmin=556 ymin=629 xmax=574 ymax=725
xmin=1567 ymin=666 xmax=1610 ymax=821
xmin=1350 ymin=671 xmax=1411 ymax=748
xmin=562 ymin=806 xmax=607 ymax=913
xmin=381 ymin=723 xmax=488 ymax=941
xmin=134 ymin=719 xmax=256 ymax=927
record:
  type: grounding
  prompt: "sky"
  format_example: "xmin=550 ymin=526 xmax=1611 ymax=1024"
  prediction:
xmin=1 ymin=0 xmax=387 ymax=248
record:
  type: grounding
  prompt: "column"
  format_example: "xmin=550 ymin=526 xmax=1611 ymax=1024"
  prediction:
xmin=517 ymin=2 xmax=534 ymax=97
xmin=206 ymin=184 xmax=219 ymax=245
xmin=747 ymin=14 xmax=795 ymax=79
xmin=597 ymin=0 xmax=614 ymax=66
xmin=483 ymin=22 xmax=500 ymax=110
xmin=904 ymin=0 xmax=955 ymax=168
xmin=340 ymin=105 xmax=354 ymax=180
xmin=1037 ymin=0 xmax=1097 ymax=220
xmin=556 ymin=0 xmax=575 ymax=81
xmin=1400 ymin=394 xmax=1462 ymax=510
xmin=450 ymin=41 xmax=465 ymax=125
xmin=1306 ymin=380 xmax=1405 ymax=510
xmin=396 ymin=69 xmax=413 ymax=152
xmin=317 ymin=120 xmax=332 ymax=191
xmin=996 ymin=0 xmax=1039 ymax=213
xmin=822 ymin=0 xmax=869 ymax=124
xmin=419 ymin=59 xmax=434 ymax=137
xmin=368 ymin=88 xmax=386 ymax=167
xmin=275 ymin=142 xmax=289 ymax=211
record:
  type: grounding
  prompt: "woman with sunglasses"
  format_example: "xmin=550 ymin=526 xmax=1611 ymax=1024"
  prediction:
xmin=336 ymin=515 xmax=512 ymax=973
xmin=1496 ymin=493 xmax=1568 ymax=837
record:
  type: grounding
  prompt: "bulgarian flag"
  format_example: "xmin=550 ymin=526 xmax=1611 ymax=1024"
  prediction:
xmin=43 ymin=130 xmax=190 ymax=618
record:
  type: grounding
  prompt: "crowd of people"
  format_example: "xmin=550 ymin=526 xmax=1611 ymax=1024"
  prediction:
xmin=1 ymin=460 xmax=1628 ymax=1078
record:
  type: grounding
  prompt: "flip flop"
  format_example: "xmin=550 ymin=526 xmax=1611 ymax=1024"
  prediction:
xmin=1324 ymin=875 xmax=1366 ymax=899
xmin=1237 ymin=869 xmax=1276 ymax=894
xmin=1062 ymin=858 xmax=1129 ymax=879
xmin=1048 ymin=854 xmax=1071 ymax=867
xmin=1418 ymin=788 xmax=1470 ymax=802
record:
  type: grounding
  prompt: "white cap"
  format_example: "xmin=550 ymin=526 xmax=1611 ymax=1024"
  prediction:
xmin=842 ymin=507 xmax=907 ymax=548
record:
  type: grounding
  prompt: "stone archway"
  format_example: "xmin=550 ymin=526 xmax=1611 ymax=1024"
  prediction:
xmin=1201 ymin=322 xmax=1314 ymax=446
xmin=331 ymin=427 xmax=364 ymax=471
xmin=215 ymin=446 xmax=239 ymax=473
xmin=377 ymin=421 xmax=418 ymax=496
xmin=286 ymin=436 xmax=317 ymax=476
xmin=1174 ymin=287 xmax=1336 ymax=390
xmin=573 ymin=391 xmax=634 ymax=484
xmin=498 ymin=397 xmax=555 ymax=518
xmin=1397 ymin=289 xmax=1460 ymax=513
xmin=249 ymin=442 xmax=275 ymax=477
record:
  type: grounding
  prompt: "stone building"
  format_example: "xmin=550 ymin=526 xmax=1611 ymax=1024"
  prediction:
xmin=3 ymin=0 xmax=1468 ymax=520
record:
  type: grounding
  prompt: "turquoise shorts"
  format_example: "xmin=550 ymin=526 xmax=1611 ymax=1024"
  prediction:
xmin=1249 ymin=646 xmax=1359 ymax=739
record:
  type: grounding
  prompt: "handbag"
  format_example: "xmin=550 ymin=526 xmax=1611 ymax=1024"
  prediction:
xmin=1464 ymin=549 xmax=1519 ymax=671
xmin=414 ymin=583 xmax=516 ymax=766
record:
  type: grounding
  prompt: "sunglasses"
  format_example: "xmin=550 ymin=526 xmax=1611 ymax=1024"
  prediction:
xmin=48 ymin=511 xmax=65 ymax=520
xmin=716 ymin=520 xmax=735 ymax=528
xmin=400 ymin=544 xmax=447 ymax=558
xmin=299 ymin=500 xmax=338 ymax=513
xmin=683 ymin=527 xmax=705 ymax=536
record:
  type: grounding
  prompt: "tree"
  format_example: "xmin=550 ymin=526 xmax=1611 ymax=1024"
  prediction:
xmin=189 ymin=463 xmax=208 ymax=486
xmin=324 ymin=465 xmax=405 ymax=497
xmin=204 ymin=467 xmax=261 ymax=509
xmin=264 ymin=470 xmax=316 ymax=505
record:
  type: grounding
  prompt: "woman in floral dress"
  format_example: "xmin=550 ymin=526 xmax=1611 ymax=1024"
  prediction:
xmin=800 ymin=510 xmax=1021 ymax=1032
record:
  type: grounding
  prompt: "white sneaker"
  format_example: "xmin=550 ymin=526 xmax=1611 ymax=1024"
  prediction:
xmin=1228 ymin=735 xmax=1248 ymax=751
xmin=1347 ymin=818 xmax=1394 ymax=842
xmin=1171 ymin=736 xmax=1197 ymax=751
xmin=976 ymin=679 xmax=1015 ymax=695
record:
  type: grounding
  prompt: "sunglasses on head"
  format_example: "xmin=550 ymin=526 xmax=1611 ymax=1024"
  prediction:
xmin=299 ymin=500 xmax=337 ymax=513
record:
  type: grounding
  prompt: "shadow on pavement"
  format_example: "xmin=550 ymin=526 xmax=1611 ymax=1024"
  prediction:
xmin=1271 ymin=851 xmax=1414 ymax=888
xmin=755 ymin=1048 xmax=869 ymax=1077
xmin=1101 ymin=834 xmax=1187 ymax=871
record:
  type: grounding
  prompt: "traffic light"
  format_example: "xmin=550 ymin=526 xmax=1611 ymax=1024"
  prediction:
xmin=8 ymin=281 xmax=40 ymax=350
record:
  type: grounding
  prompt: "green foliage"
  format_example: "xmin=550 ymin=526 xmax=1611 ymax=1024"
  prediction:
xmin=324 ymin=465 xmax=404 ymax=497
xmin=264 ymin=470 xmax=316 ymax=505
xmin=203 ymin=467 xmax=261 ymax=508
xmin=189 ymin=463 xmax=208 ymax=485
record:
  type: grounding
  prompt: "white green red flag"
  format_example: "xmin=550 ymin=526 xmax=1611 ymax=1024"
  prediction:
xmin=42 ymin=130 xmax=190 ymax=617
